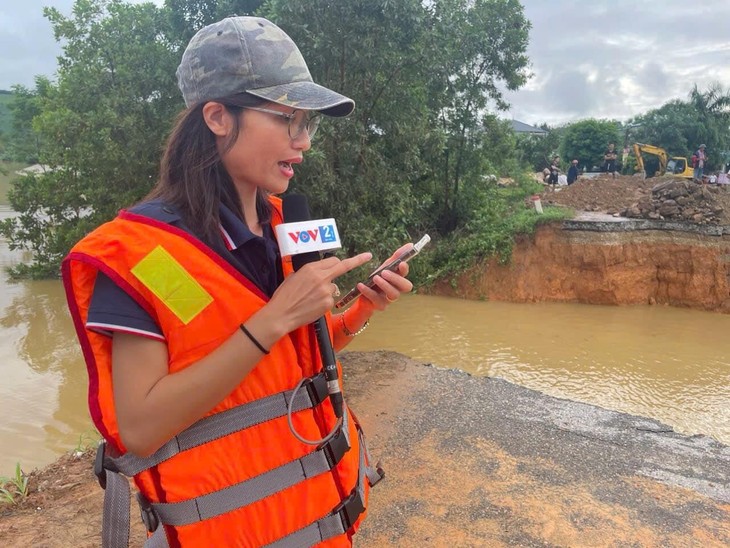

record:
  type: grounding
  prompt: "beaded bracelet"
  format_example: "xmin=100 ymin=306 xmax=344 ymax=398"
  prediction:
xmin=340 ymin=314 xmax=369 ymax=337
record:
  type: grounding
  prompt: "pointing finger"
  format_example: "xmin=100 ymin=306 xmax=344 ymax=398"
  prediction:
xmin=327 ymin=252 xmax=372 ymax=279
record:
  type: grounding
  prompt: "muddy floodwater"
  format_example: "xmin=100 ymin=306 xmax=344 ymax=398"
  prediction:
xmin=0 ymin=220 xmax=728 ymax=475
xmin=349 ymin=295 xmax=729 ymax=444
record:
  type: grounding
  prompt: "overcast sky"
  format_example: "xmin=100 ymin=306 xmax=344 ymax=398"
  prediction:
xmin=3 ymin=0 xmax=730 ymax=127
xmin=505 ymin=0 xmax=730 ymax=126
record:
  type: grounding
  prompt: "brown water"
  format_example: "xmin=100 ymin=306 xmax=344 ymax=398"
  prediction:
xmin=0 ymin=205 xmax=94 ymax=478
xmin=0 ymin=221 xmax=728 ymax=475
xmin=348 ymin=295 xmax=730 ymax=446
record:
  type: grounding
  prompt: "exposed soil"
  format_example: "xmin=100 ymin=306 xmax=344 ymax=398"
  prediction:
xmin=538 ymin=173 xmax=730 ymax=225
xmin=0 ymin=450 xmax=106 ymax=547
xmin=424 ymin=172 xmax=730 ymax=313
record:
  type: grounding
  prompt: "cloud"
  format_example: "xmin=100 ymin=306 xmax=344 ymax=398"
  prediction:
xmin=0 ymin=0 xmax=75 ymax=89
xmin=4 ymin=0 xmax=730 ymax=127
xmin=0 ymin=0 xmax=163 ymax=91
xmin=504 ymin=0 xmax=730 ymax=126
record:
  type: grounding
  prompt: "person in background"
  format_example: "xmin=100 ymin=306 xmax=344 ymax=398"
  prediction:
xmin=547 ymin=155 xmax=561 ymax=190
xmin=603 ymin=143 xmax=618 ymax=179
xmin=622 ymin=145 xmax=630 ymax=169
xmin=62 ymin=15 xmax=411 ymax=547
xmin=693 ymin=143 xmax=707 ymax=183
xmin=567 ymin=159 xmax=580 ymax=185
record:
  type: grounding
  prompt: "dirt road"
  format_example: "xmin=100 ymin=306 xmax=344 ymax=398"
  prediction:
xmin=1 ymin=351 xmax=729 ymax=547
xmin=351 ymin=352 xmax=729 ymax=547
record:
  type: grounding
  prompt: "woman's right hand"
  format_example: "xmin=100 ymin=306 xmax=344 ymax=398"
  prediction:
xmin=264 ymin=252 xmax=372 ymax=334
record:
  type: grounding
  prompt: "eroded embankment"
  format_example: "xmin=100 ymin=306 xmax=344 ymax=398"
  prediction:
xmin=427 ymin=220 xmax=730 ymax=313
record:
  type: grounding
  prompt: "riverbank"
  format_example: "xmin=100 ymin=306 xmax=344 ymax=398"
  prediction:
xmin=1 ymin=351 xmax=728 ymax=547
xmin=426 ymin=174 xmax=730 ymax=313
xmin=426 ymin=222 xmax=730 ymax=313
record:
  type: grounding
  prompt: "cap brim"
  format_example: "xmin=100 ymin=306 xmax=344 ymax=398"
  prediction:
xmin=246 ymin=81 xmax=355 ymax=117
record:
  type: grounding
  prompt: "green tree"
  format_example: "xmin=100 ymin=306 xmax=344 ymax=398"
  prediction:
xmin=687 ymin=82 xmax=730 ymax=168
xmin=629 ymin=83 xmax=730 ymax=169
xmin=630 ymin=101 xmax=703 ymax=157
xmin=165 ymin=0 xmax=266 ymax=46
xmin=514 ymin=123 xmax=561 ymax=172
xmin=262 ymin=0 xmax=435 ymax=258
xmin=0 ymin=0 xmax=181 ymax=278
xmin=2 ymin=0 xmax=533 ymax=279
xmin=265 ymin=0 xmax=530 ymax=250
xmin=4 ymin=80 xmax=53 ymax=164
xmin=426 ymin=0 xmax=530 ymax=232
xmin=560 ymin=119 xmax=621 ymax=171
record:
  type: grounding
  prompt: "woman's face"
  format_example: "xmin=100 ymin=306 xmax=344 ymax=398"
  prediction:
xmin=220 ymin=102 xmax=312 ymax=196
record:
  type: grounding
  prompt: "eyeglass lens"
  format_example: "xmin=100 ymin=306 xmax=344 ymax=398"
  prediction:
xmin=290 ymin=110 xmax=321 ymax=140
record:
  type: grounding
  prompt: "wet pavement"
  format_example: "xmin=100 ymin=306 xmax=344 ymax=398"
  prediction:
xmin=343 ymin=351 xmax=730 ymax=547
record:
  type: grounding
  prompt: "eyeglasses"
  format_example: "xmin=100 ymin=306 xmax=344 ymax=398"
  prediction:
xmin=241 ymin=106 xmax=321 ymax=140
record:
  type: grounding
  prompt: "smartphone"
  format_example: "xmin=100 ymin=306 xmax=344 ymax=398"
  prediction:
xmin=335 ymin=234 xmax=430 ymax=309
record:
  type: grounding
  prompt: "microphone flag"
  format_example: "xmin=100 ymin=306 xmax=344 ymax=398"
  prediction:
xmin=275 ymin=219 xmax=341 ymax=257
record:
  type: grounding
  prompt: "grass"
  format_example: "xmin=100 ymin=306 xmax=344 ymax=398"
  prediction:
xmin=0 ymin=463 xmax=29 ymax=505
xmin=0 ymin=430 xmax=100 ymax=507
xmin=73 ymin=431 xmax=101 ymax=454
xmin=412 ymin=175 xmax=575 ymax=287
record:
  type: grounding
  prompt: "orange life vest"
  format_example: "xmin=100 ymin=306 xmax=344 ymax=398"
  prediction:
xmin=61 ymin=197 xmax=378 ymax=547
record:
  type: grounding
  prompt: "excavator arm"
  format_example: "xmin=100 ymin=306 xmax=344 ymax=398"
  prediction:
xmin=632 ymin=143 xmax=693 ymax=179
xmin=633 ymin=143 xmax=668 ymax=177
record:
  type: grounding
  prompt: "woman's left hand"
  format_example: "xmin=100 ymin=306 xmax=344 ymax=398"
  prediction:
xmin=356 ymin=243 xmax=414 ymax=312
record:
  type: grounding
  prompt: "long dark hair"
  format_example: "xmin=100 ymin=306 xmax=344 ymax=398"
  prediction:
xmin=147 ymin=93 xmax=272 ymax=245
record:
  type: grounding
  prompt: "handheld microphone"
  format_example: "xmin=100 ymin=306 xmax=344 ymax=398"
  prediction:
xmin=280 ymin=194 xmax=344 ymax=418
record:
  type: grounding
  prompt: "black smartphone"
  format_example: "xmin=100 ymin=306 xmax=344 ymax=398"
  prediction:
xmin=335 ymin=234 xmax=430 ymax=309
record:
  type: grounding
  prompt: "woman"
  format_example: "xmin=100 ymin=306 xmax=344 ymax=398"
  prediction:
xmin=62 ymin=16 xmax=412 ymax=547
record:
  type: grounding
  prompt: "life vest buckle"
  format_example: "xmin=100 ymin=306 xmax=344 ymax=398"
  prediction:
xmin=333 ymin=488 xmax=365 ymax=531
xmin=304 ymin=373 xmax=329 ymax=405
xmin=319 ymin=428 xmax=351 ymax=469
xmin=136 ymin=492 xmax=159 ymax=533
xmin=371 ymin=461 xmax=386 ymax=487
xmin=93 ymin=441 xmax=107 ymax=489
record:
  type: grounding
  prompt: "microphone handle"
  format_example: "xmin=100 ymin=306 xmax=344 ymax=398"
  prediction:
xmin=282 ymin=194 xmax=343 ymax=418
xmin=291 ymin=250 xmax=320 ymax=272
xmin=313 ymin=316 xmax=343 ymax=418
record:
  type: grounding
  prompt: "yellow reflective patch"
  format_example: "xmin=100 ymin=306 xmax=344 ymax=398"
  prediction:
xmin=131 ymin=245 xmax=213 ymax=325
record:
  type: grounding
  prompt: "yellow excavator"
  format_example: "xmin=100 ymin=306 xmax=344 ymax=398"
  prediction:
xmin=632 ymin=143 xmax=694 ymax=179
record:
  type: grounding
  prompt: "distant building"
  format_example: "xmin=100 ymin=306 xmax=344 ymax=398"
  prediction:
xmin=509 ymin=120 xmax=548 ymax=137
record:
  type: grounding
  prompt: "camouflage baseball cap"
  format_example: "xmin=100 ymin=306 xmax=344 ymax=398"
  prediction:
xmin=176 ymin=16 xmax=354 ymax=117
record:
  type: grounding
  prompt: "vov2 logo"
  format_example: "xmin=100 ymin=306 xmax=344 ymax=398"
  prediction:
xmin=287 ymin=224 xmax=337 ymax=244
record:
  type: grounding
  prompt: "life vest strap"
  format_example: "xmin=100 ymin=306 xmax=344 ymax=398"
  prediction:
xmin=100 ymin=464 xmax=132 ymax=547
xmin=265 ymin=427 xmax=384 ymax=548
xmin=150 ymin=412 xmax=352 ymax=526
xmin=107 ymin=372 xmax=328 ymax=478
xmin=99 ymin=413 xmax=383 ymax=547
xmin=95 ymin=373 xmax=328 ymax=547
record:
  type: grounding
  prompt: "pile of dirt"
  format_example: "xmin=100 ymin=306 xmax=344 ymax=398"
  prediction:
xmin=539 ymin=173 xmax=730 ymax=225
